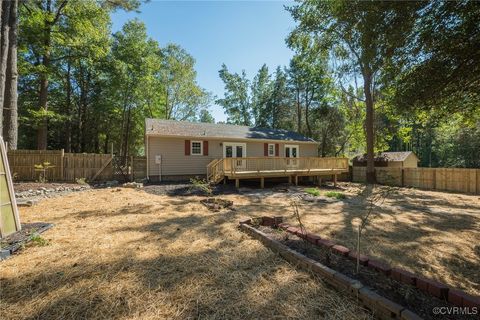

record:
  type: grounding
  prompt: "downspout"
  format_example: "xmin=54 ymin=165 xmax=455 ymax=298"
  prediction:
xmin=146 ymin=134 xmax=149 ymax=181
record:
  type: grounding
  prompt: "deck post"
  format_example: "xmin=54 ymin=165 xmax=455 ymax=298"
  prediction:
xmin=260 ymin=177 xmax=264 ymax=189
xmin=235 ymin=178 xmax=239 ymax=189
xmin=288 ymin=175 xmax=292 ymax=184
xmin=294 ymin=175 xmax=298 ymax=186
xmin=317 ymin=177 xmax=322 ymax=186
xmin=223 ymin=177 xmax=227 ymax=185
xmin=333 ymin=174 xmax=337 ymax=187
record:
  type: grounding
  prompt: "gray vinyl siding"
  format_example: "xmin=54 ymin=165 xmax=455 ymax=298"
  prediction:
xmin=147 ymin=136 xmax=318 ymax=176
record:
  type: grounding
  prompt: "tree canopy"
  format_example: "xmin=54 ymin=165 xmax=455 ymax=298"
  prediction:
xmin=0 ymin=0 xmax=477 ymax=169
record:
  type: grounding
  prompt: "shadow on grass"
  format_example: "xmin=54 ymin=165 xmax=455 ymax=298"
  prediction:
xmin=1 ymin=225 xmax=358 ymax=319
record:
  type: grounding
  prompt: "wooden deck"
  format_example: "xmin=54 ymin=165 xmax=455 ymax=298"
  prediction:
xmin=207 ymin=157 xmax=349 ymax=188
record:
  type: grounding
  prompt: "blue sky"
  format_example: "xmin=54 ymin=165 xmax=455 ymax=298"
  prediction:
xmin=111 ymin=0 xmax=296 ymax=122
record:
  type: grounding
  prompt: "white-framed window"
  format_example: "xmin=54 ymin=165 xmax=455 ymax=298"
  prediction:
xmin=268 ymin=143 xmax=275 ymax=157
xmin=191 ymin=141 xmax=203 ymax=155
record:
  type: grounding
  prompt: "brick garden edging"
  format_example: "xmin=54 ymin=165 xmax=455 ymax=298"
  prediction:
xmin=239 ymin=216 xmax=480 ymax=317
xmin=239 ymin=220 xmax=421 ymax=320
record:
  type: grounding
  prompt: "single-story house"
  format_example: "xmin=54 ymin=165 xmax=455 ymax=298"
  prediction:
xmin=145 ymin=119 xmax=320 ymax=181
xmin=352 ymin=151 xmax=419 ymax=168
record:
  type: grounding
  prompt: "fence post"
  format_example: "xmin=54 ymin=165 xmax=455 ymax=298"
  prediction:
xmin=432 ymin=169 xmax=436 ymax=190
xmin=73 ymin=154 xmax=76 ymax=181
xmin=475 ymin=169 xmax=478 ymax=195
xmin=130 ymin=156 xmax=134 ymax=181
xmin=60 ymin=149 xmax=64 ymax=181
xmin=401 ymin=168 xmax=404 ymax=187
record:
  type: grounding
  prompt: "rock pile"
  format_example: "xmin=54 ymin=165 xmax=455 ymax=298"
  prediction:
xmin=15 ymin=185 xmax=90 ymax=200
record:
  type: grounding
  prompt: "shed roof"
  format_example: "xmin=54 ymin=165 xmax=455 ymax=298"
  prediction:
xmin=145 ymin=119 xmax=317 ymax=143
xmin=353 ymin=151 xmax=417 ymax=162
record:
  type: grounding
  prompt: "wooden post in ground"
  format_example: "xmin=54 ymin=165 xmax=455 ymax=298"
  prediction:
xmin=318 ymin=177 xmax=322 ymax=187
xmin=223 ymin=177 xmax=227 ymax=185
xmin=72 ymin=154 xmax=76 ymax=181
xmin=130 ymin=156 xmax=134 ymax=181
xmin=235 ymin=178 xmax=239 ymax=189
xmin=260 ymin=177 xmax=264 ymax=189
xmin=294 ymin=175 xmax=298 ymax=186
xmin=60 ymin=149 xmax=64 ymax=181
xmin=333 ymin=174 xmax=337 ymax=187
xmin=288 ymin=175 xmax=292 ymax=184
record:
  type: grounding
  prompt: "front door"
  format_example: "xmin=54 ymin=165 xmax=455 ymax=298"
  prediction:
xmin=285 ymin=145 xmax=299 ymax=168
xmin=224 ymin=143 xmax=247 ymax=169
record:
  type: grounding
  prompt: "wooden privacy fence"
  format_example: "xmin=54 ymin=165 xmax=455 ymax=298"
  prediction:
xmin=352 ymin=166 xmax=480 ymax=194
xmin=131 ymin=156 xmax=147 ymax=181
xmin=63 ymin=153 xmax=113 ymax=181
xmin=7 ymin=150 xmax=113 ymax=182
xmin=6 ymin=150 xmax=148 ymax=182
xmin=7 ymin=150 xmax=65 ymax=182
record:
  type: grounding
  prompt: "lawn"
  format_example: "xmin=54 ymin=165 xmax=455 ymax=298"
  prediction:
xmin=0 ymin=186 xmax=371 ymax=320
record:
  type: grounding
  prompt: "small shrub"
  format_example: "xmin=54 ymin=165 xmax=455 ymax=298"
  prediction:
xmin=75 ymin=177 xmax=87 ymax=185
xmin=325 ymin=191 xmax=346 ymax=199
xmin=189 ymin=177 xmax=213 ymax=196
xmin=30 ymin=232 xmax=49 ymax=246
xmin=305 ymin=187 xmax=321 ymax=196
xmin=34 ymin=161 xmax=55 ymax=183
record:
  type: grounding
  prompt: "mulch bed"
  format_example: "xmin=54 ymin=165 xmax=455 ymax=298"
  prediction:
xmin=143 ymin=183 xmax=237 ymax=197
xmin=1 ymin=222 xmax=53 ymax=259
xmin=257 ymin=225 xmax=476 ymax=320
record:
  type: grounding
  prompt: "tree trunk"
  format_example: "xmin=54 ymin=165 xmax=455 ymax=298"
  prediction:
xmin=104 ymin=133 xmax=110 ymax=154
xmin=296 ymin=87 xmax=301 ymax=133
xmin=0 ymin=0 xmax=11 ymax=136
xmin=363 ymin=72 xmax=375 ymax=184
xmin=64 ymin=59 xmax=72 ymax=152
xmin=37 ymin=6 xmax=52 ymax=150
xmin=79 ymin=69 xmax=90 ymax=152
xmin=123 ymin=106 xmax=132 ymax=160
xmin=2 ymin=0 xmax=17 ymax=149
xmin=305 ymin=88 xmax=313 ymax=138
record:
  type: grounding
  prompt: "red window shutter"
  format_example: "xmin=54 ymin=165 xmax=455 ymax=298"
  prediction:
xmin=203 ymin=141 xmax=208 ymax=156
xmin=264 ymin=143 xmax=268 ymax=156
xmin=185 ymin=140 xmax=190 ymax=156
xmin=275 ymin=143 xmax=279 ymax=156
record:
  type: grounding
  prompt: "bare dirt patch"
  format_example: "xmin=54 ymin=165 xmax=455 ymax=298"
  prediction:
xmin=200 ymin=198 xmax=234 ymax=212
xmin=0 ymin=188 xmax=372 ymax=320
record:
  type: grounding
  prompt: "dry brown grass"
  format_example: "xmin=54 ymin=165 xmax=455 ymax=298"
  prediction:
xmin=225 ymin=182 xmax=480 ymax=296
xmin=0 ymin=188 xmax=372 ymax=320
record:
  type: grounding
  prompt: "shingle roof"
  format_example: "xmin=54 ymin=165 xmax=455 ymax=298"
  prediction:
xmin=145 ymin=119 xmax=317 ymax=143
xmin=353 ymin=151 xmax=416 ymax=162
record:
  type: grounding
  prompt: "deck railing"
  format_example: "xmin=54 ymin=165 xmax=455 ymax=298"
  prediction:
xmin=207 ymin=158 xmax=224 ymax=183
xmin=223 ymin=157 xmax=349 ymax=175
xmin=207 ymin=157 xmax=348 ymax=182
